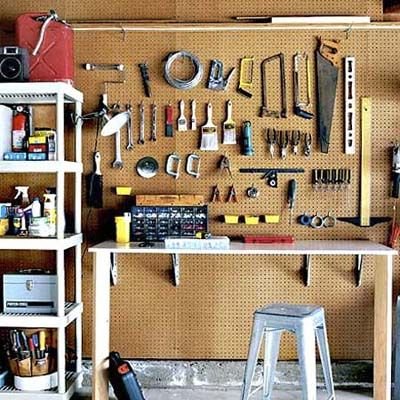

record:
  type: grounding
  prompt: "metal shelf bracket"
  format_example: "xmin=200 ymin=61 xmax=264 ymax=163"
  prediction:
xmin=302 ymin=254 xmax=312 ymax=286
xmin=355 ymin=254 xmax=363 ymax=287
xmin=110 ymin=253 xmax=118 ymax=286
xmin=172 ymin=254 xmax=180 ymax=287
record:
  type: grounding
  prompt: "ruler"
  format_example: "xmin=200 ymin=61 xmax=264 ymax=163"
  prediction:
xmin=344 ymin=57 xmax=356 ymax=154
xmin=360 ymin=97 xmax=372 ymax=226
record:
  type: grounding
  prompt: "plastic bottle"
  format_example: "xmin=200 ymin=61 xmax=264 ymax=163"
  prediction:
xmin=43 ymin=193 xmax=56 ymax=236
xmin=13 ymin=186 xmax=30 ymax=208
xmin=31 ymin=197 xmax=42 ymax=218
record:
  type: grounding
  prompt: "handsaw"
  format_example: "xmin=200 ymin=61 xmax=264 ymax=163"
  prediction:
xmin=316 ymin=38 xmax=340 ymax=153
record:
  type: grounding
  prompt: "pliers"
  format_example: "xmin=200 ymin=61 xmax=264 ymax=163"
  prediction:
xmin=266 ymin=128 xmax=277 ymax=158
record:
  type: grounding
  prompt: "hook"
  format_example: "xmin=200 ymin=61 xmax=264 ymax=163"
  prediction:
xmin=120 ymin=24 xmax=127 ymax=41
xmin=344 ymin=24 xmax=353 ymax=40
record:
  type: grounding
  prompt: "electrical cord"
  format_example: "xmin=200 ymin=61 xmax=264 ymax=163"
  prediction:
xmin=163 ymin=51 xmax=203 ymax=90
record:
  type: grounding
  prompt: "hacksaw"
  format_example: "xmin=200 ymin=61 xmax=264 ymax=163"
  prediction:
xmin=316 ymin=38 xmax=340 ymax=153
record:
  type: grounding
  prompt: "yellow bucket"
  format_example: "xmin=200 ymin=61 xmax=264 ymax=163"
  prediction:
xmin=115 ymin=216 xmax=131 ymax=243
xmin=264 ymin=214 xmax=280 ymax=224
xmin=224 ymin=215 xmax=239 ymax=224
xmin=244 ymin=215 xmax=259 ymax=225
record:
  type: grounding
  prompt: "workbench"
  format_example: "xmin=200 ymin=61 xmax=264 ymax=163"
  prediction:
xmin=89 ymin=240 xmax=396 ymax=400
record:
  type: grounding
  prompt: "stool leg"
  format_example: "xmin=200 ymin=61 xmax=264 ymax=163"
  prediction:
xmin=316 ymin=324 xmax=335 ymax=399
xmin=241 ymin=318 xmax=265 ymax=400
xmin=263 ymin=329 xmax=282 ymax=400
xmin=296 ymin=321 xmax=317 ymax=400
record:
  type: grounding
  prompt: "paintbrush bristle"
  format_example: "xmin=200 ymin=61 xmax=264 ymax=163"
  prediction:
xmin=88 ymin=173 xmax=103 ymax=208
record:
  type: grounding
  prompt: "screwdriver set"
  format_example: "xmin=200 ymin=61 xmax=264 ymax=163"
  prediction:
xmin=7 ymin=329 xmax=56 ymax=381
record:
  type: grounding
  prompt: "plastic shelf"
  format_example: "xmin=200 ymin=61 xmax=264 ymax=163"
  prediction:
xmin=0 ymin=371 xmax=80 ymax=399
xmin=0 ymin=302 xmax=83 ymax=328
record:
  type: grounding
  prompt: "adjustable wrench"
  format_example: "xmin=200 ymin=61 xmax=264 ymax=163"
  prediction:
xmin=138 ymin=101 xmax=145 ymax=144
xmin=126 ymin=103 xmax=133 ymax=150
xmin=112 ymin=129 xmax=123 ymax=169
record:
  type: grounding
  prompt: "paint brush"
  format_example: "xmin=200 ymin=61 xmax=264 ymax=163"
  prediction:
xmin=222 ymin=100 xmax=236 ymax=144
xmin=200 ymin=102 xmax=218 ymax=151
xmin=87 ymin=151 xmax=103 ymax=208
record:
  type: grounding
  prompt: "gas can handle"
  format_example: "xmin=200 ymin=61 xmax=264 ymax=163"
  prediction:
xmin=32 ymin=10 xmax=58 ymax=56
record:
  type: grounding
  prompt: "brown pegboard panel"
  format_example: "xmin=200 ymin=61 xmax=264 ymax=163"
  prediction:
xmin=0 ymin=6 xmax=398 ymax=360
xmin=0 ymin=0 xmax=383 ymax=25
xmin=175 ymin=0 xmax=383 ymax=22
xmin=71 ymin=27 xmax=400 ymax=360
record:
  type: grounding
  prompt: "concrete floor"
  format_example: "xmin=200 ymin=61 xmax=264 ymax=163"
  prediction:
xmin=74 ymin=388 xmax=372 ymax=399
xmin=143 ymin=389 xmax=371 ymax=399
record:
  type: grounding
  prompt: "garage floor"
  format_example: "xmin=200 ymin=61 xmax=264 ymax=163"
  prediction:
xmin=143 ymin=389 xmax=372 ymax=399
xmin=74 ymin=388 xmax=372 ymax=399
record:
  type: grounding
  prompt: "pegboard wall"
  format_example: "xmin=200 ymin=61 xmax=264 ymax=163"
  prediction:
xmin=0 ymin=1 xmax=399 ymax=362
xmin=0 ymin=0 xmax=383 ymax=24
xmin=74 ymin=27 xmax=399 ymax=360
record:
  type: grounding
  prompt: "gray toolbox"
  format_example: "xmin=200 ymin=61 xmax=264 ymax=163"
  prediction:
xmin=3 ymin=269 xmax=57 ymax=314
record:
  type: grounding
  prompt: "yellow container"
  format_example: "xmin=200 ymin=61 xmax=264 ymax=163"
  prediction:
xmin=224 ymin=215 xmax=239 ymax=224
xmin=116 ymin=186 xmax=132 ymax=196
xmin=115 ymin=215 xmax=131 ymax=243
xmin=244 ymin=215 xmax=259 ymax=225
xmin=0 ymin=218 xmax=8 ymax=236
xmin=264 ymin=214 xmax=280 ymax=224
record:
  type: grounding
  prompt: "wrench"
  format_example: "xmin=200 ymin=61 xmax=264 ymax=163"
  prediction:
xmin=150 ymin=103 xmax=157 ymax=141
xmin=126 ymin=104 xmax=133 ymax=150
xmin=112 ymin=129 xmax=123 ymax=169
xmin=138 ymin=101 xmax=145 ymax=144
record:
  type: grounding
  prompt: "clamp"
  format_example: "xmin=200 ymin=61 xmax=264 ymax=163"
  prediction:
xmin=226 ymin=185 xmax=238 ymax=203
xmin=219 ymin=154 xmax=233 ymax=178
xmin=211 ymin=185 xmax=221 ymax=203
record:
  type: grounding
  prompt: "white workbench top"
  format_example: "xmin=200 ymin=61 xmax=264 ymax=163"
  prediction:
xmin=89 ymin=239 xmax=397 ymax=256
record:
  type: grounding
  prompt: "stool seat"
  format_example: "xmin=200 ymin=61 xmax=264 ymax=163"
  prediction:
xmin=256 ymin=303 xmax=322 ymax=318
xmin=241 ymin=303 xmax=335 ymax=400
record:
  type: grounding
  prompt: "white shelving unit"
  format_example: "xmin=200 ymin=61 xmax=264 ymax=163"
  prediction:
xmin=0 ymin=82 xmax=83 ymax=399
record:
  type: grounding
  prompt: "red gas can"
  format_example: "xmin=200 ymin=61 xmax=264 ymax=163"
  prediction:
xmin=16 ymin=10 xmax=74 ymax=84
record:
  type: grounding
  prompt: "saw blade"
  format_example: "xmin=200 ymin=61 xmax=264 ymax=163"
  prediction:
xmin=316 ymin=50 xmax=339 ymax=153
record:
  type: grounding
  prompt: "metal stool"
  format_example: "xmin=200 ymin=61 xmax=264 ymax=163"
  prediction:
xmin=241 ymin=303 xmax=335 ymax=400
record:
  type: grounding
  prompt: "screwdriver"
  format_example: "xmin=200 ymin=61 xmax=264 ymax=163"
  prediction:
xmin=39 ymin=330 xmax=46 ymax=358
xmin=287 ymin=179 xmax=297 ymax=225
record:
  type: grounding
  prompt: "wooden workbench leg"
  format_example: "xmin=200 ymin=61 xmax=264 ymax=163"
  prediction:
xmin=92 ymin=252 xmax=111 ymax=400
xmin=374 ymin=255 xmax=393 ymax=400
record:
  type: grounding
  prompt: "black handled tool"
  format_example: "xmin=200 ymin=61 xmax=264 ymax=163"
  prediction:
xmin=287 ymin=179 xmax=297 ymax=225
xmin=139 ymin=63 xmax=152 ymax=97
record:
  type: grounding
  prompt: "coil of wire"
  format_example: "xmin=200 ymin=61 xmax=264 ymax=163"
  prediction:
xmin=163 ymin=50 xmax=203 ymax=90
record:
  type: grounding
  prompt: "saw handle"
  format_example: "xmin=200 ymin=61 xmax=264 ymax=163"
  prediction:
xmin=318 ymin=38 xmax=341 ymax=67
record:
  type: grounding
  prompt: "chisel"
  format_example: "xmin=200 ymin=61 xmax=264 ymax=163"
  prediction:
xmin=165 ymin=103 xmax=174 ymax=137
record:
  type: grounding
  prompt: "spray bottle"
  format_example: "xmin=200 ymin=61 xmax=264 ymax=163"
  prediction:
xmin=14 ymin=186 xmax=30 ymax=208
xmin=43 ymin=193 xmax=57 ymax=236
